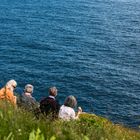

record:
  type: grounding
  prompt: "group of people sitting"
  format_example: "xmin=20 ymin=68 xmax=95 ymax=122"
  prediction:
xmin=0 ymin=79 xmax=82 ymax=120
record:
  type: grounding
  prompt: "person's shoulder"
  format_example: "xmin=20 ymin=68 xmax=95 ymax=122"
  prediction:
xmin=60 ymin=105 xmax=72 ymax=110
xmin=66 ymin=106 xmax=75 ymax=112
xmin=47 ymin=96 xmax=57 ymax=102
xmin=60 ymin=105 xmax=65 ymax=109
xmin=40 ymin=97 xmax=48 ymax=103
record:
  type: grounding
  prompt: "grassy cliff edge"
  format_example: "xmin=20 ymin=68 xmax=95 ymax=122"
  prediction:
xmin=0 ymin=102 xmax=140 ymax=140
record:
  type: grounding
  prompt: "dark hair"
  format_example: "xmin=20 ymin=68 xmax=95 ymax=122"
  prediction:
xmin=64 ymin=95 xmax=77 ymax=108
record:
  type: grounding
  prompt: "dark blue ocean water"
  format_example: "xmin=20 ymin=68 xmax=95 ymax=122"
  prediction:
xmin=0 ymin=0 xmax=140 ymax=128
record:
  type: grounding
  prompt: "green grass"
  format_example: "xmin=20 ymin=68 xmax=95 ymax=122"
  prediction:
xmin=0 ymin=101 xmax=140 ymax=140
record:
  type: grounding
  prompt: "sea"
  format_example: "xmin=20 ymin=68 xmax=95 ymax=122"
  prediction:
xmin=0 ymin=0 xmax=140 ymax=129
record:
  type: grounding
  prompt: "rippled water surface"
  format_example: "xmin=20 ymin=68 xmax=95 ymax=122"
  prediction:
xmin=0 ymin=0 xmax=140 ymax=128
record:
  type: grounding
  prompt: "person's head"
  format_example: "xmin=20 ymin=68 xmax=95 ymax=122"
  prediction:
xmin=49 ymin=87 xmax=57 ymax=97
xmin=64 ymin=95 xmax=77 ymax=108
xmin=24 ymin=84 xmax=34 ymax=94
xmin=6 ymin=79 xmax=17 ymax=91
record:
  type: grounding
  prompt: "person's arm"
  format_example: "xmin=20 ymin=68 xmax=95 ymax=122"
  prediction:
xmin=75 ymin=107 xmax=82 ymax=119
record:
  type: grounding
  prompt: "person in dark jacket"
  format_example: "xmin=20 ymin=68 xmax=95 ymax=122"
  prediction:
xmin=19 ymin=84 xmax=40 ymax=117
xmin=39 ymin=87 xmax=60 ymax=119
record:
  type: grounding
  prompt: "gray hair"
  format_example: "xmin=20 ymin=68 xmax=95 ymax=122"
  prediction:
xmin=49 ymin=87 xmax=57 ymax=96
xmin=24 ymin=84 xmax=34 ymax=93
xmin=64 ymin=95 xmax=77 ymax=108
xmin=6 ymin=79 xmax=17 ymax=91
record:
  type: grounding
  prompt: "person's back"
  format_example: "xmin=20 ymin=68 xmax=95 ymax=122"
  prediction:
xmin=59 ymin=95 xmax=82 ymax=120
xmin=20 ymin=93 xmax=38 ymax=111
xmin=59 ymin=104 xmax=76 ymax=120
xmin=19 ymin=84 xmax=39 ymax=113
xmin=40 ymin=87 xmax=60 ymax=119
